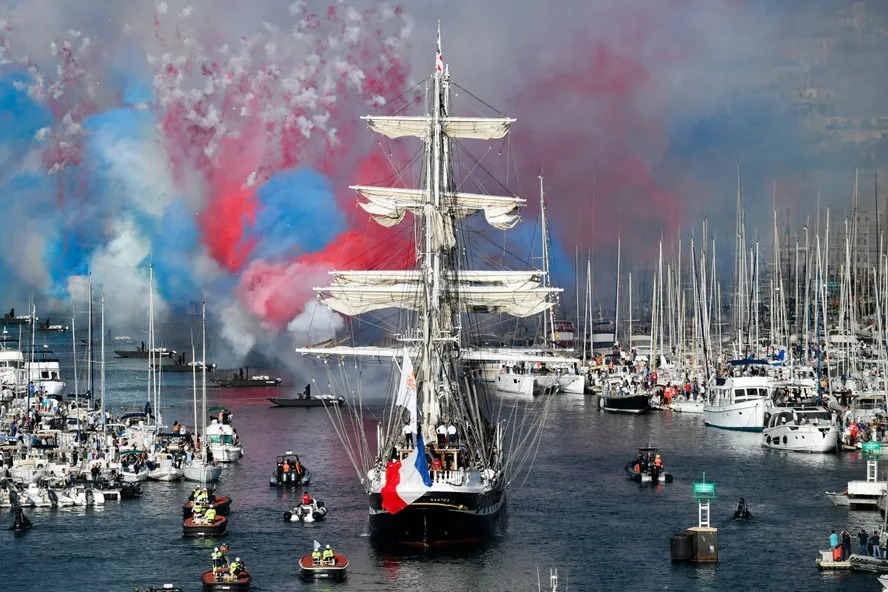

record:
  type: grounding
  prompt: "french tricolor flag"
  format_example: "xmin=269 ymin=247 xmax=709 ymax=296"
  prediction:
xmin=381 ymin=433 xmax=433 ymax=514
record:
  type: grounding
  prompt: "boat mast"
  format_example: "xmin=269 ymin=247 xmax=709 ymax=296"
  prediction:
xmin=540 ymin=173 xmax=555 ymax=346
xmin=100 ymin=291 xmax=105 ymax=430
xmin=201 ymin=299 xmax=207 ymax=464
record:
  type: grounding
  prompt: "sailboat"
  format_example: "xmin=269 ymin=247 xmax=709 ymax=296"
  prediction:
xmin=296 ymin=30 xmax=559 ymax=546
xmin=183 ymin=302 xmax=223 ymax=483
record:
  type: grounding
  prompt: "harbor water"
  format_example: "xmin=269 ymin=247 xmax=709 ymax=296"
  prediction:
xmin=2 ymin=337 xmax=882 ymax=591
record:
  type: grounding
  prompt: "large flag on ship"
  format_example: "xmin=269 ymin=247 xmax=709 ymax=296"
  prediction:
xmin=381 ymin=433 xmax=433 ymax=514
xmin=395 ymin=350 xmax=417 ymax=425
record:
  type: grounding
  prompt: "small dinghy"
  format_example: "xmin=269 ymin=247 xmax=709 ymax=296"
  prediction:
xmin=201 ymin=571 xmax=252 ymax=591
xmin=733 ymin=497 xmax=752 ymax=521
xmin=183 ymin=515 xmax=228 ymax=537
xmin=284 ymin=495 xmax=327 ymax=523
xmin=269 ymin=452 xmax=311 ymax=487
xmin=624 ymin=447 xmax=673 ymax=484
xmin=299 ymin=553 xmax=348 ymax=581
xmin=134 ymin=585 xmax=183 ymax=592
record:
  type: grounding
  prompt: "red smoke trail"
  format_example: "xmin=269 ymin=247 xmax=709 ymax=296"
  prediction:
xmin=513 ymin=43 xmax=681 ymax=261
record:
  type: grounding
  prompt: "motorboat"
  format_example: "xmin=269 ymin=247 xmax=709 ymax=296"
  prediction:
xmin=600 ymin=388 xmax=652 ymax=414
xmin=284 ymin=497 xmax=327 ymax=522
xmin=215 ymin=369 xmax=282 ymax=388
xmin=268 ymin=394 xmax=345 ymax=407
xmin=206 ymin=419 xmax=243 ymax=463
xmin=703 ymin=359 xmax=774 ymax=431
xmin=183 ymin=515 xmax=228 ymax=537
xmin=201 ymin=570 xmax=251 ymax=591
xmin=762 ymin=407 xmax=839 ymax=453
xmin=669 ymin=396 xmax=704 ymax=414
xmin=624 ymin=447 xmax=673 ymax=484
xmin=299 ymin=553 xmax=348 ymax=581
xmin=733 ymin=497 xmax=752 ymax=520
xmin=269 ymin=452 xmax=310 ymax=487
xmin=183 ymin=489 xmax=233 ymax=518
xmin=148 ymin=452 xmax=185 ymax=481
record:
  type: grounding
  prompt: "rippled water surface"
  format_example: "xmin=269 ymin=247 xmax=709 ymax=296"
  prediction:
xmin=3 ymin=338 xmax=884 ymax=591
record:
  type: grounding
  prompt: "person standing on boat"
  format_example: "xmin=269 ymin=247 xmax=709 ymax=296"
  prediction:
xmin=829 ymin=530 xmax=839 ymax=555
xmin=871 ymin=530 xmax=882 ymax=558
xmin=447 ymin=422 xmax=457 ymax=446
xmin=403 ymin=421 xmax=415 ymax=449
xmin=841 ymin=528 xmax=852 ymax=560
xmin=211 ymin=547 xmax=225 ymax=580
xmin=436 ymin=423 xmax=447 ymax=447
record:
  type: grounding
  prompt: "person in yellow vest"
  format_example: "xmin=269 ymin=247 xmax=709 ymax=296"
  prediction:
xmin=311 ymin=547 xmax=322 ymax=565
xmin=204 ymin=507 xmax=217 ymax=524
xmin=322 ymin=544 xmax=334 ymax=565
xmin=192 ymin=501 xmax=206 ymax=521
xmin=211 ymin=547 xmax=224 ymax=580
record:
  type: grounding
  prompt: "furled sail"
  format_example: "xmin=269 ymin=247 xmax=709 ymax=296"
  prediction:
xmin=363 ymin=116 xmax=514 ymax=141
xmin=315 ymin=269 xmax=558 ymax=317
xmin=353 ymin=185 xmax=522 ymax=230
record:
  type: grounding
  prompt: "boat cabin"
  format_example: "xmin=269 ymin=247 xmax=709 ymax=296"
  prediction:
xmin=764 ymin=408 xmax=834 ymax=429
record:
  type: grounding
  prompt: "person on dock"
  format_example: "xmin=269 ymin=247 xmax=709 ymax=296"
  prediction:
xmin=859 ymin=528 xmax=869 ymax=556
xmin=841 ymin=528 xmax=851 ymax=560
xmin=871 ymin=530 xmax=882 ymax=558
xmin=829 ymin=529 xmax=839 ymax=556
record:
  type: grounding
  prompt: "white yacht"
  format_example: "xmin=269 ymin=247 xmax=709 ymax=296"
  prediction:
xmin=205 ymin=419 xmax=243 ymax=463
xmin=26 ymin=345 xmax=67 ymax=396
xmin=703 ymin=360 xmax=774 ymax=431
xmin=762 ymin=407 xmax=839 ymax=453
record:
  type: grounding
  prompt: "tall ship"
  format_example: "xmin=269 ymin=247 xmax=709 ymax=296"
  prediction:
xmin=296 ymin=32 xmax=558 ymax=546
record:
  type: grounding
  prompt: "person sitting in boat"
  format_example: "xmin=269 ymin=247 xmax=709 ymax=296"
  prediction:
xmin=322 ymin=544 xmax=335 ymax=565
xmin=231 ymin=557 xmax=246 ymax=578
xmin=654 ymin=455 xmax=663 ymax=470
xmin=203 ymin=507 xmax=217 ymax=524
xmin=192 ymin=501 xmax=207 ymax=521
xmin=282 ymin=459 xmax=291 ymax=477
xmin=312 ymin=547 xmax=322 ymax=565
xmin=302 ymin=492 xmax=312 ymax=505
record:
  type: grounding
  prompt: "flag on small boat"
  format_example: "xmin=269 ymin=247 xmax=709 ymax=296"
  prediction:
xmin=381 ymin=433 xmax=433 ymax=514
xmin=313 ymin=540 xmax=320 ymax=552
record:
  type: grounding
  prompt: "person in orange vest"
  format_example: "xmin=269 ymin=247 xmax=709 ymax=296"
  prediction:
xmin=302 ymin=491 xmax=312 ymax=505
xmin=654 ymin=454 xmax=663 ymax=469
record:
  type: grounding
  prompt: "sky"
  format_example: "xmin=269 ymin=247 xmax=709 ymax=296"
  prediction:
xmin=0 ymin=0 xmax=877 ymax=366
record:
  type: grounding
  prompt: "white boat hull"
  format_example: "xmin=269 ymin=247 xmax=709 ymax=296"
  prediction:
xmin=210 ymin=444 xmax=243 ymax=463
xmin=149 ymin=467 xmax=184 ymax=481
xmin=557 ymin=374 xmax=585 ymax=394
xmin=763 ymin=424 xmax=839 ymax=453
xmin=183 ymin=462 xmax=222 ymax=483
xmin=703 ymin=399 xmax=767 ymax=431
xmin=670 ymin=399 xmax=704 ymax=414
xmin=495 ymin=373 xmax=534 ymax=396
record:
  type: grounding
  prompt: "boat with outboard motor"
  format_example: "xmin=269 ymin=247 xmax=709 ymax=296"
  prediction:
xmin=200 ymin=570 xmax=252 ymax=591
xmin=269 ymin=452 xmax=311 ymax=487
xmin=600 ymin=390 xmax=652 ymax=414
xmin=733 ymin=497 xmax=752 ymax=520
xmin=624 ymin=447 xmax=673 ymax=483
xmin=284 ymin=494 xmax=327 ymax=522
xmin=183 ymin=514 xmax=228 ymax=537
xmin=183 ymin=487 xmax=232 ymax=518
xmin=299 ymin=552 xmax=348 ymax=581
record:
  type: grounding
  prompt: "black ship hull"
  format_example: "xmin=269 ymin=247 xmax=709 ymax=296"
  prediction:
xmin=368 ymin=488 xmax=504 ymax=547
xmin=599 ymin=393 xmax=651 ymax=413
